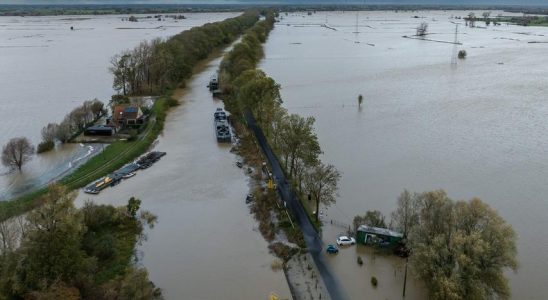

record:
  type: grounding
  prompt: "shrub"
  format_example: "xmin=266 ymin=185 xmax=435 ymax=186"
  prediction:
xmin=371 ymin=276 xmax=378 ymax=287
xmin=37 ymin=140 xmax=55 ymax=153
xmin=166 ymin=97 xmax=179 ymax=107
xmin=111 ymin=94 xmax=130 ymax=104
xmin=127 ymin=129 xmax=138 ymax=141
xmin=458 ymin=50 xmax=467 ymax=59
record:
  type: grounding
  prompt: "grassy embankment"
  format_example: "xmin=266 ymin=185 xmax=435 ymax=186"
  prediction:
xmin=0 ymin=11 xmax=260 ymax=222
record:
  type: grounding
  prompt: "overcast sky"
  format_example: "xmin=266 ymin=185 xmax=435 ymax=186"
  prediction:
xmin=2 ymin=0 xmax=548 ymax=6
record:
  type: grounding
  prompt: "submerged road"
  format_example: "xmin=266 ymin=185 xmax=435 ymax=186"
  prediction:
xmin=245 ymin=111 xmax=347 ymax=300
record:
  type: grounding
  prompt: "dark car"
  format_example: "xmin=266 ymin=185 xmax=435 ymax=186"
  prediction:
xmin=326 ymin=244 xmax=339 ymax=254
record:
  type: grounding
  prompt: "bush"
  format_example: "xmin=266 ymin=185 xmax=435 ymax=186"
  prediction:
xmin=111 ymin=94 xmax=130 ymax=104
xmin=37 ymin=140 xmax=55 ymax=153
xmin=458 ymin=50 xmax=467 ymax=59
xmin=127 ymin=129 xmax=138 ymax=141
xmin=371 ymin=276 xmax=378 ymax=287
xmin=166 ymin=97 xmax=179 ymax=107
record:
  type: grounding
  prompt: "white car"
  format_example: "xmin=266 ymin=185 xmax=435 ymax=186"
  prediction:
xmin=336 ymin=236 xmax=356 ymax=246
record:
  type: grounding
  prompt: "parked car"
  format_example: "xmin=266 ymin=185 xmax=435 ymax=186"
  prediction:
xmin=336 ymin=236 xmax=356 ymax=246
xmin=326 ymin=244 xmax=339 ymax=254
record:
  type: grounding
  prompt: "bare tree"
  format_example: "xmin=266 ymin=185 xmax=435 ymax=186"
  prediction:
xmin=55 ymin=119 xmax=73 ymax=143
xmin=468 ymin=12 xmax=476 ymax=27
xmin=89 ymin=99 xmax=105 ymax=119
xmin=304 ymin=162 xmax=341 ymax=221
xmin=1 ymin=137 xmax=35 ymax=171
xmin=416 ymin=22 xmax=428 ymax=37
xmin=41 ymin=123 xmax=59 ymax=143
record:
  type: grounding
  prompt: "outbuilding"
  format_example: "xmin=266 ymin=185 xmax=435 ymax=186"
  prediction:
xmin=84 ymin=125 xmax=114 ymax=136
xmin=356 ymin=225 xmax=403 ymax=247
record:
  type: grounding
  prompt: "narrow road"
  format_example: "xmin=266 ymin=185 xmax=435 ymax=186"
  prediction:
xmin=244 ymin=111 xmax=347 ymax=300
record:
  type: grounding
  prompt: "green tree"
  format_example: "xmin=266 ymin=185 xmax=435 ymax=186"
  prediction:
xmin=15 ymin=184 xmax=95 ymax=293
xmin=127 ymin=197 xmax=141 ymax=218
xmin=353 ymin=210 xmax=387 ymax=232
xmin=102 ymin=267 xmax=163 ymax=300
xmin=390 ymin=190 xmax=419 ymax=237
xmin=110 ymin=53 xmax=132 ymax=95
xmin=304 ymin=162 xmax=341 ymax=222
xmin=408 ymin=190 xmax=517 ymax=300
xmin=278 ymin=114 xmax=322 ymax=179
xmin=235 ymin=70 xmax=281 ymax=130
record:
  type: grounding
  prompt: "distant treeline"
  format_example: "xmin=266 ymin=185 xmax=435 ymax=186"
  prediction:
xmin=3 ymin=4 xmax=548 ymax=17
xmin=0 ymin=4 xmax=246 ymax=16
xmin=109 ymin=11 xmax=259 ymax=96
xmin=500 ymin=15 xmax=548 ymax=26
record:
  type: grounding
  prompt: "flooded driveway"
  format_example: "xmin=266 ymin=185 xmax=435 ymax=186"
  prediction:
xmin=76 ymin=50 xmax=291 ymax=299
xmin=261 ymin=10 xmax=548 ymax=299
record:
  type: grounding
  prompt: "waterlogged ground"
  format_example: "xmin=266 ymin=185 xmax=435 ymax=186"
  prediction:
xmin=260 ymin=10 xmax=548 ymax=299
xmin=0 ymin=12 xmax=239 ymax=200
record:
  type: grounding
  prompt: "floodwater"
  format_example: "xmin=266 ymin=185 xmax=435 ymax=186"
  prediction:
xmin=0 ymin=12 xmax=239 ymax=199
xmin=260 ymin=10 xmax=548 ymax=299
xmin=75 ymin=49 xmax=291 ymax=299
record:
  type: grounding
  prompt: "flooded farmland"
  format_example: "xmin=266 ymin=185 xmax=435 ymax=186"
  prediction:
xmin=0 ymin=12 xmax=239 ymax=199
xmin=260 ymin=10 xmax=548 ymax=299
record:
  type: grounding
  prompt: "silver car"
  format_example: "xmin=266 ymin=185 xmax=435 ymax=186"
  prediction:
xmin=336 ymin=236 xmax=356 ymax=246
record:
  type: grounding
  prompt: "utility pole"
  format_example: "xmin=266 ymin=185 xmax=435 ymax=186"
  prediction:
xmin=451 ymin=23 xmax=459 ymax=67
xmin=402 ymin=256 xmax=408 ymax=299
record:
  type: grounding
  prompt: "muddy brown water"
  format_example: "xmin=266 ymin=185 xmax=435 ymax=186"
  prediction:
xmin=75 ymin=49 xmax=291 ymax=299
xmin=0 ymin=13 xmax=239 ymax=200
xmin=260 ymin=10 xmax=548 ymax=300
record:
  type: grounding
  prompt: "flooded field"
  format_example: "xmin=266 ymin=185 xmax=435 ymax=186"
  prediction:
xmin=75 ymin=49 xmax=291 ymax=299
xmin=0 ymin=12 xmax=239 ymax=199
xmin=260 ymin=10 xmax=548 ymax=299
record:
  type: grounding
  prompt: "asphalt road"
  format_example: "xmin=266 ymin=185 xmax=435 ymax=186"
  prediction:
xmin=245 ymin=111 xmax=347 ymax=300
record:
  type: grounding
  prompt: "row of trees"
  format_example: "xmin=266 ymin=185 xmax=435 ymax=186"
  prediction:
xmin=38 ymin=98 xmax=105 ymax=153
xmin=356 ymin=190 xmax=517 ymax=300
xmin=110 ymin=11 xmax=260 ymax=96
xmin=0 ymin=184 xmax=161 ymax=299
xmin=1 ymin=99 xmax=104 ymax=171
xmin=220 ymin=13 xmax=341 ymax=222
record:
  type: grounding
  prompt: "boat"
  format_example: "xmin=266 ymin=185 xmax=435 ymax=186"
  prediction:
xmin=122 ymin=172 xmax=136 ymax=179
xmin=214 ymin=108 xmax=231 ymax=143
xmin=208 ymin=72 xmax=219 ymax=91
xmin=83 ymin=175 xmax=113 ymax=194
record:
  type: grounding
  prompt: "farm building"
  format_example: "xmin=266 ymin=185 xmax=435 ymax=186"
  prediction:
xmin=356 ymin=225 xmax=404 ymax=247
